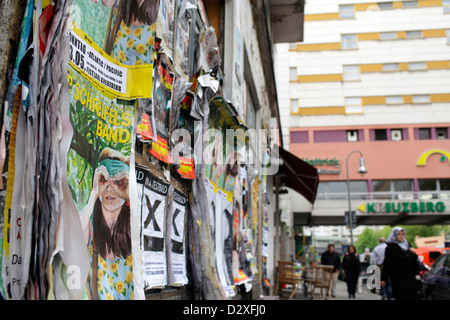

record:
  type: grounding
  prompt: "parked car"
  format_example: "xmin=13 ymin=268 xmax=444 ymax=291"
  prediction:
xmin=422 ymin=254 xmax=450 ymax=300
xmin=416 ymin=247 xmax=450 ymax=268
xmin=416 ymin=260 xmax=431 ymax=299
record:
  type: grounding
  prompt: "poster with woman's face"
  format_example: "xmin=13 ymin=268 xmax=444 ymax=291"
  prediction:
xmin=67 ymin=1 xmax=146 ymax=300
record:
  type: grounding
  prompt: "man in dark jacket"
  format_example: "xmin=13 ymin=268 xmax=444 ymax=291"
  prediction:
xmin=321 ymin=244 xmax=341 ymax=297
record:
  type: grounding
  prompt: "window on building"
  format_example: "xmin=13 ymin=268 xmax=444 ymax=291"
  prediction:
xmin=394 ymin=180 xmax=414 ymax=199
xmin=291 ymin=99 xmax=299 ymax=113
xmin=350 ymin=181 xmax=369 ymax=195
xmin=314 ymin=130 xmax=348 ymax=143
xmin=380 ymin=32 xmax=397 ymax=40
xmin=419 ymin=179 xmax=437 ymax=199
xmin=405 ymin=31 xmax=423 ymax=38
xmin=444 ymin=0 xmax=450 ymax=13
xmin=373 ymin=180 xmax=413 ymax=199
xmin=409 ymin=62 xmax=426 ymax=70
xmin=316 ymin=181 xmax=346 ymax=200
xmin=391 ymin=129 xmax=403 ymax=141
xmin=378 ymin=2 xmax=394 ymax=10
xmin=436 ymin=128 xmax=449 ymax=139
xmin=290 ymin=131 xmax=309 ymax=143
xmin=383 ymin=63 xmax=400 ymax=71
xmin=437 ymin=179 xmax=450 ymax=200
xmin=372 ymin=180 xmax=391 ymax=193
xmin=386 ymin=96 xmax=404 ymax=104
xmin=372 ymin=180 xmax=392 ymax=199
xmin=345 ymin=97 xmax=362 ymax=114
xmin=317 ymin=182 xmax=326 ymax=198
xmin=289 ymin=43 xmax=296 ymax=49
xmin=394 ymin=180 xmax=413 ymax=192
xmin=418 ymin=128 xmax=432 ymax=140
xmin=412 ymin=95 xmax=430 ymax=103
xmin=403 ymin=1 xmax=418 ymax=8
xmin=374 ymin=129 xmax=388 ymax=141
xmin=347 ymin=130 xmax=359 ymax=142
xmin=343 ymin=65 xmax=361 ymax=81
xmin=339 ymin=5 xmax=355 ymax=18
xmin=317 ymin=181 xmax=368 ymax=200
xmin=419 ymin=179 xmax=450 ymax=199
xmin=328 ymin=181 xmax=347 ymax=195
xmin=341 ymin=34 xmax=358 ymax=49
xmin=290 ymin=67 xmax=297 ymax=81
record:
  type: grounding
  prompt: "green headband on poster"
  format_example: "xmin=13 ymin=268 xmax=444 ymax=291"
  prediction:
xmin=100 ymin=159 xmax=129 ymax=178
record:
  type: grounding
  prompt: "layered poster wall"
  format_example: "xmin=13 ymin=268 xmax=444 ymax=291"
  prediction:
xmin=67 ymin=0 xmax=157 ymax=300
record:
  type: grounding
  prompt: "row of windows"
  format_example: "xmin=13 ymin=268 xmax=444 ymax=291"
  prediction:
xmin=289 ymin=30 xmax=450 ymax=52
xmin=338 ymin=1 xmax=450 ymax=19
xmin=290 ymin=60 xmax=449 ymax=82
xmin=353 ymin=127 xmax=449 ymax=141
xmin=341 ymin=29 xmax=450 ymax=49
xmin=317 ymin=179 xmax=450 ymax=200
xmin=303 ymin=1 xmax=449 ymax=22
xmin=345 ymin=62 xmax=430 ymax=79
xmin=290 ymin=127 xmax=450 ymax=144
xmin=291 ymin=94 xmax=442 ymax=113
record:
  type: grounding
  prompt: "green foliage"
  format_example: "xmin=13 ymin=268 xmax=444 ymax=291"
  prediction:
xmin=400 ymin=225 xmax=450 ymax=248
xmin=355 ymin=227 xmax=379 ymax=254
xmin=355 ymin=225 xmax=450 ymax=252
xmin=67 ymin=149 xmax=93 ymax=211
xmin=73 ymin=0 xmax=111 ymax=49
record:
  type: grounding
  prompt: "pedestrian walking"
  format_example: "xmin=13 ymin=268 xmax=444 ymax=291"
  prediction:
xmin=381 ymin=227 xmax=420 ymax=300
xmin=371 ymin=237 xmax=392 ymax=300
xmin=342 ymin=245 xmax=362 ymax=298
xmin=321 ymin=244 xmax=341 ymax=297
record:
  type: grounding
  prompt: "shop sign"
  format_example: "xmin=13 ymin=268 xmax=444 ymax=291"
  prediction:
xmin=417 ymin=149 xmax=450 ymax=167
xmin=317 ymin=169 xmax=341 ymax=175
xmin=301 ymin=157 xmax=339 ymax=166
xmin=357 ymin=201 xmax=446 ymax=214
xmin=302 ymin=157 xmax=341 ymax=175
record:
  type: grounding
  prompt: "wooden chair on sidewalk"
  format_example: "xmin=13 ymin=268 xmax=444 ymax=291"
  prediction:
xmin=300 ymin=265 xmax=316 ymax=297
xmin=274 ymin=261 xmax=302 ymax=300
xmin=310 ymin=265 xmax=334 ymax=300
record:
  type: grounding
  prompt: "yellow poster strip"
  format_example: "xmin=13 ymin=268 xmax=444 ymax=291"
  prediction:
xmin=69 ymin=25 xmax=153 ymax=100
xmin=2 ymin=87 xmax=21 ymax=257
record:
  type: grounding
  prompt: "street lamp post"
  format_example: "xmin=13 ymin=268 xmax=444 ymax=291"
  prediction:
xmin=346 ymin=150 xmax=367 ymax=245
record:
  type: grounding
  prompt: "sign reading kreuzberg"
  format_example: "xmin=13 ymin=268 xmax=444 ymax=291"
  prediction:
xmin=357 ymin=200 xmax=447 ymax=214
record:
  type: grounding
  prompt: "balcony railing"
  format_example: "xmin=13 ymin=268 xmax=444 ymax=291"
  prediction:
xmin=316 ymin=191 xmax=450 ymax=201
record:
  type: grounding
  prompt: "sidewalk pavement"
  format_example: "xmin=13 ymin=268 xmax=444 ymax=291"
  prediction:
xmin=277 ymin=279 xmax=382 ymax=300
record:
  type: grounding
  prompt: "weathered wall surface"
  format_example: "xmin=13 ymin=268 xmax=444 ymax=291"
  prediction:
xmin=0 ymin=0 xmax=27 ymax=126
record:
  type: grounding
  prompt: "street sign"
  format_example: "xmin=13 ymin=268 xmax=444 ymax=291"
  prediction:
xmin=345 ymin=211 xmax=356 ymax=228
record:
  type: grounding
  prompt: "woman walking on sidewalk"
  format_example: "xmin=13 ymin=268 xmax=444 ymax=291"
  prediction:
xmin=342 ymin=245 xmax=362 ymax=298
xmin=381 ymin=227 xmax=420 ymax=300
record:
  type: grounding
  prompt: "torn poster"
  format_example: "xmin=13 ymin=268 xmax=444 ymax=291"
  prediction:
xmin=174 ymin=0 xmax=196 ymax=78
xmin=215 ymin=187 xmax=235 ymax=298
xmin=148 ymin=56 xmax=174 ymax=164
xmin=168 ymin=189 xmax=188 ymax=286
xmin=69 ymin=26 xmax=153 ymax=100
xmin=67 ymin=60 xmax=137 ymax=299
xmin=155 ymin=0 xmax=175 ymax=59
xmin=142 ymin=174 xmax=169 ymax=289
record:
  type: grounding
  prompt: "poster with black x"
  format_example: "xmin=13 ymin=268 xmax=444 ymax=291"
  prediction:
xmin=142 ymin=174 xmax=170 ymax=289
xmin=168 ymin=189 xmax=188 ymax=286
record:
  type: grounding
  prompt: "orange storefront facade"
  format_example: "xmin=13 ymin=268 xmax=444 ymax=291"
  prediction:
xmin=289 ymin=123 xmax=450 ymax=226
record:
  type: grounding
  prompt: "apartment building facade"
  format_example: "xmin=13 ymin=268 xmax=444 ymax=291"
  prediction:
xmin=275 ymin=0 xmax=450 ymax=242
